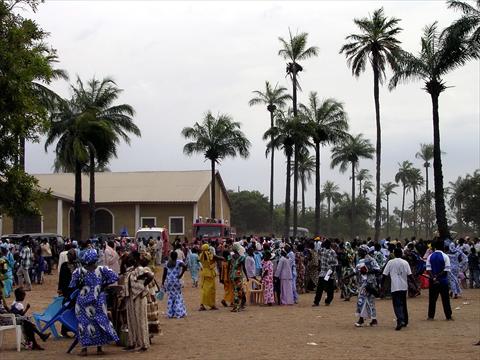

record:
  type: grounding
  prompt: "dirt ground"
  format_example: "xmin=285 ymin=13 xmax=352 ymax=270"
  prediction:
xmin=1 ymin=271 xmax=479 ymax=360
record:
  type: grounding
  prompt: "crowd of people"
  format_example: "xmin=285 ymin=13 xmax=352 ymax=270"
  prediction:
xmin=0 ymin=232 xmax=479 ymax=353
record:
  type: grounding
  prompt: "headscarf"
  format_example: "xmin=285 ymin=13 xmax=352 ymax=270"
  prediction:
xmin=232 ymin=242 xmax=245 ymax=256
xmin=449 ymin=243 xmax=457 ymax=253
xmin=199 ymin=243 xmax=213 ymax=262
xmin=359 ymin=244 xmax=370 ymax=254
xmin=81 ymin=249 xmax=98 ymax=266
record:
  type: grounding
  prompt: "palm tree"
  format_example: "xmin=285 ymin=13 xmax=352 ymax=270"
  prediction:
xmin=182 ymin=112 xmax=250 ymax=219
xmin=362 ymin=179 xmax=374 ymax=198
xmin=278 ymin=29 xmax=319 ymax=237
xmin=264 ymin=110 xmax=308 ymax=238
xmin=71 ymin=77 xmax=140 ymax=237
xmin=297 ymin=149 xmax=315 ymax=219
xmin=389 ymin=22 xmax=476 ymax=239
xmin=299 ymin=92 xmax=349 ymax=236
xmin=46 ymin=99 xmax=115 ymax=241
xmin=356 ymin=168 xmax=372 ymax=197
xmin=395 ymin=160 xmax=414 ymax=238
xmin=382 ymin=181 xmax=398 ymax=236
xmin=406 ymin=167 xmax=424 ymax=238
xmin=340 ymin=8 xmax=402 ymax=242
xmin=448 ymin=176 xmax=466 ymax=227
xmin=415 ymin=143 xmax=434 ymax=238
xmin=447 ymin=0 xmax=480 ymax=50
xmin=330 ymin=134 xmax=375 ymax=239
xmin=248 ymin=81 xmax=291 ymax=232
xmin=320 ymin=180 xmax=342 ymax=235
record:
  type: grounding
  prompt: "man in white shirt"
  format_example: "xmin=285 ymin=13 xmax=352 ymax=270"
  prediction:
xmin=383 ymin=247 xmax=412 ymax=330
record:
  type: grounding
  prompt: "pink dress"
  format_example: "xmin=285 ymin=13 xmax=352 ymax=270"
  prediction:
xmin=262 ymin=260 xmax=274 ymax=304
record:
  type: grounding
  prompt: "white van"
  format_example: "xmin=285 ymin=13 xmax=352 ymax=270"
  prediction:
xmin=135 ymin=227 xmax=166 ymax=243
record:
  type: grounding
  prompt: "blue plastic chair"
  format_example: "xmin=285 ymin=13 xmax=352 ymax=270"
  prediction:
xmin=32 ymin=296 xmax=64 ymax=338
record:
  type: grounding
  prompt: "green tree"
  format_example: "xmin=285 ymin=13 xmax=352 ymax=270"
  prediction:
xmin=389 ymin=22 xmax=475 ymax=240
xmin=248 ymin=81 xmax=291 ymax=232
xmin=340 ymin=8 xmax=402 ymax=242
xmin=229 ymin=190 xmax=270 ymax=234
xmin=71 ymin=77 xmax=140 ymax=237
xmin=299 ymin=93 xmax=349 ymax=236
xmin=456 ymin=170 xmax=480 ymax=230
xmin=406 ymin=167 xmax=424 ymax=238
xmin=278 ymin=29 xmax=318 ymax=237
xmin=415 ymin=143 xmax=434 ymax=239
xmin=382 ymin=182 xmax=398 ymax=237
xmin=0 ymin=0 xmax=60 ymax=219
xmin=395 ymin=160 xmax=414 ymax=238
xmin=320 ymin=180 xmax=342 ymax=235
xmin=448 ymin=175 xmax=466 ymax=226
xmin=182 ymin=112 xmax=250 ymax=219
xmin=330 ymin=134 xmax=375 ymax=239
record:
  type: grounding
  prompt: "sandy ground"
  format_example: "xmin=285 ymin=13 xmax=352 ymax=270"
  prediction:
xmin=1 ymin=270 xmax=479 ymax=360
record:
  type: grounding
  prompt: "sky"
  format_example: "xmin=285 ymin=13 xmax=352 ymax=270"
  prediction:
xmin=24 ymin=0 xmax=480 ymax=211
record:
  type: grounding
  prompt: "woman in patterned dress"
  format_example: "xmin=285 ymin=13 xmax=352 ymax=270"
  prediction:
xmin=69 ymin=249 xmax=119 ymax=356
xmin=295 ymin=244 xmax=306 ymax=295
xmin=261 ymin=251 xmax=274 ymax=305
xmin=162 ymin=251 xmax=187 ymax=318
xmin=230 ymin=242 xmax=248 ymax=312
xmin=305 ymin=242 xmax=319 ymax=292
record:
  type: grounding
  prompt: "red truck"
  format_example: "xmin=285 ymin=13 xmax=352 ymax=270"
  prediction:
xmin=192 ymin=220 xmax=235 ymax=242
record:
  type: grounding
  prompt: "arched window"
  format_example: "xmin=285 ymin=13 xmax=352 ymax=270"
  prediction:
xmin=94 ymin=208 xmax=114 ymax=234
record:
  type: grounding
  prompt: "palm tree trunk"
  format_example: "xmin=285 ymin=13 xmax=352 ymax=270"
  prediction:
xmin=314 ymin=142 xmax=320 ymax=236
xmin=293 ymin=145 xmax=299 ymax=238
xmin=89 ymin=151 xmax=96 ymax=238
xmin=301 ymin=176 xmax=306 ymax=220
xmin=211 ymin=159 xmax=216 ymax=219
xmin=351 ymin=163 xmax=356 ymax=240
xmin=284 ymin=153 xmax=292 ymax=239
xmin=430 ymin=92 xmax=450 ymax=240
xmin=386 ymin=195 xmax=390 ymax=237
xmin=358 ymin=179 xmax=362 ymax=199
xmin=327 ymin=198 xmax=331 ymax=236
xmin=373 ymin=62 xmax=382 ymax=242
xmin=425 ymin=165 xmax=429 ymax=239
xmin=413 ymin=187 xmax=417 ymax=238
xmin=269 ymin=110 xmax=275 ymax=234
xmin=19 ymin=136 xmax=25 ymax=171
xmin=400 ymin=185 xmax=406 ymax=238
xmin=292 ymin=66 xmax=298 ymax=238
xmin=74 ymin=160 xmax=83 ymax=241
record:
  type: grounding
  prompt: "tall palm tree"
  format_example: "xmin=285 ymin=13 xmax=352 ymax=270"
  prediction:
xmin=406 ymin=167 xmax=424 ymax=237
xmin=320 ymin=180 xmax=342 ymax=235
xmin=263 ymin=109 xmax=307 ymax=238
xmin=395 ymin=160 xmax=414 ymax=238
xmin=182 ymin=112 xmax=250 ymax=219
xmin=447 ymin=0 xmax=480 ymax=50
xmin=278 ymin=29 xmax=319 ymax=237
xmin=382 ymin=181 xmax=398 ymax=236
xmin=356 ymin=168 xmax=372 ymax=197
xmin=362 ymin=179 xmax=374 ymax=198
xmin=330 ymin=134 xmax=375 ymax=239
xmin=340 ymin=8 xmax=402 ymax=242
xmin=72 ymin=77 xmax=140 ymax=237
xmin=415 ymin=143 xmax=434 ymax=238
xmin=46 ymin=99 xmax=116 ymax=241
xmin=297 ymin=149 xmax=315 ymax=219
xmin=389 ymin=22 xmax=475 ymax=239
xmin=299 ymin=92 xmax=349 ymax=236
xmin=248 ymin=81 xmax=291 ymax=232
xmin=448 ymin=176 xmax=466 ymax=227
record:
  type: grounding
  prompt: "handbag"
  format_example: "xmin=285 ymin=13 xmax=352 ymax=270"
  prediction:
xmin=154 ymin=279 xmax=165 ymax=301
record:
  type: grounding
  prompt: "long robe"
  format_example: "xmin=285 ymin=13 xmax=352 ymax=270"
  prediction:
xmin=275 ymin=256 xmax=294 ymax=305
xmin=199 ymin=251 xmax=217 ymax=307
xmin=69 ymin=266 xmax=119 ymax=347
xmin=165 ymin=260 xmax=187 ymax=318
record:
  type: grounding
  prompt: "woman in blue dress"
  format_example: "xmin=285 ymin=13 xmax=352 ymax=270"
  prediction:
xmin=0 ymin=245 xmax=14 ymax=298
xmin=187 ymin=247 xmax=200 ymax=287
xmin=447 ymin=243 xmax=468 ymax=298
xmin=69 ymin=249 xmax=119 ymax=356
xmin=162 ymin=251 xmax=187 ymax=318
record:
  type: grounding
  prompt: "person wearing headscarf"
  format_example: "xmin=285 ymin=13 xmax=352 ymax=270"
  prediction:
xmin=198 ymin=243 xmax=223 ymax=311
xmin=69 ymin=249 xmax=119 ymax=356
xmin=124 ymin=252 xmax=155 ymax=351
xmin=274 ymin=249 xmax=294 ymax=305
xmin=261 ymin=251 xmax=274 ymax=305
xmin=230 ymin=242 xmax=248 ymax=312
xmin=447 ymin=243 xmax=468 ymax=298
xmin=352 ymin=245 xmax=380 ymax=327
xmin=0 ymin=245 xmax=14 ymax=298
xmin=162 ymin=251 xmax=187 ymax=318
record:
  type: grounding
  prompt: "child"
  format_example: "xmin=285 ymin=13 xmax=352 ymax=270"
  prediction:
xmin=187 ymin=247 xmax=200 ymax=287
xmin=11 ymin=287 xmax=50 ymax=350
